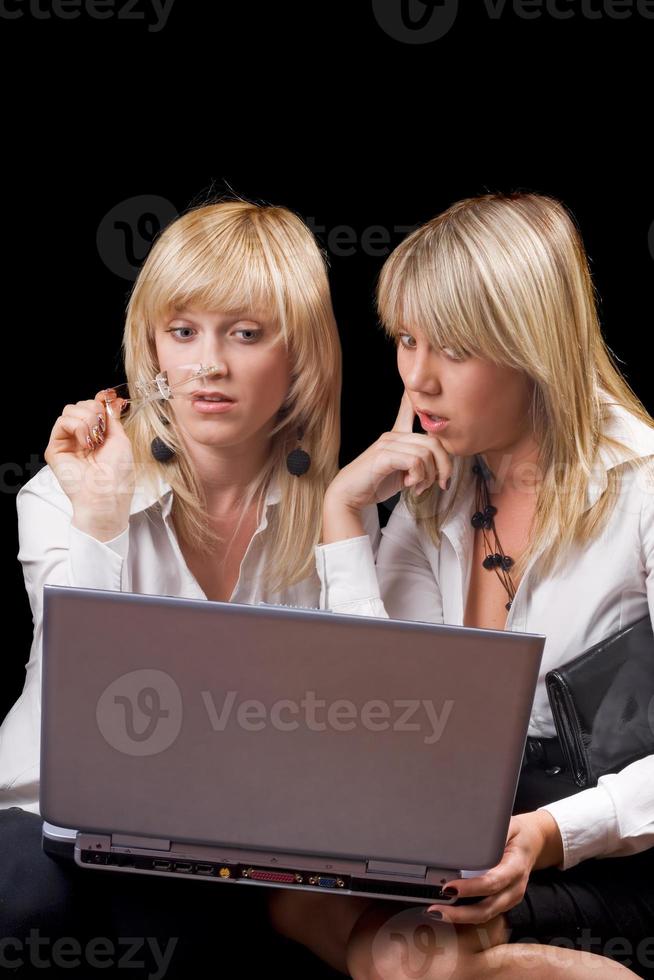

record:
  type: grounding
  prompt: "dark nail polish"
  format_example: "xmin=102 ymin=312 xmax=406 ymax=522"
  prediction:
xmin=443 ymin=887 xmax=458 ymax=897
xmin=426 ymin=909 xmax=443 ymax=919
xmin=445 ymin=477 xmax=451 ymax=490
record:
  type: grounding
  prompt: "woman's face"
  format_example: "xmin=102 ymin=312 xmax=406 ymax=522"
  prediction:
xmin=154 ymin=306 xmax=292 ymax=449
xmin=396 ymin=325 xmax=539 ymax=485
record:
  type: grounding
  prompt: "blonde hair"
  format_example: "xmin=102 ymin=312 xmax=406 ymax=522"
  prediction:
xmin=376 ymin=190 xmax=654 ymax=584
xmin=120 ymin=196 xmax=341 ymax=595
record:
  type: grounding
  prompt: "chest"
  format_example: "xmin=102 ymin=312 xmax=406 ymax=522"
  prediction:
xmin=176 ymin=508 xmax=260 ymax=603
xmin=462 ymin=492 xmax=536 ymax=631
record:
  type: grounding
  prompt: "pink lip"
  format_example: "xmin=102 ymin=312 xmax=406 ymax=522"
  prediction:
xmin=417 ymin=411 xmax=450 ymax=433
xmin=191 ymin=399 xmax=237 ymax=415
xmin=191 ymin=389 xmax=234 ymax=400
xmin=416 ymin=407 xmax=449 ymax=420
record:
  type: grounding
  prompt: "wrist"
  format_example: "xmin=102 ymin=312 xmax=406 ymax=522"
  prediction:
xmin=531 ymin=810 xmax=564 ymax=870
xmin=72 ymin=510 xmax=129 ymax=543
xmin=321 ymin=491 xmax=365 ymax=545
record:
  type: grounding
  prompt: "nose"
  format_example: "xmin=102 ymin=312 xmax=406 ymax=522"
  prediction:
xmin=199 ymin=342 xmax=229 ymax=376
xmin=403 ymin=342 xmax=442 ymax=395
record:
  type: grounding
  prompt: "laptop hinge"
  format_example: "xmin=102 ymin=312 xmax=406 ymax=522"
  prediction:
xmin=366 ymin=860 xmax=427 ymax=878
xmin=111 ymin=834 xmax=171 ymax=851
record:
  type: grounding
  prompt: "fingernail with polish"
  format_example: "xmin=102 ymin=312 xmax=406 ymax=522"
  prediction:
xmin=425 ymin=908 xmax=443 ymax=918
xmin=445 ymin=477 xmax=451 ymax=490
xmin=443 ymin=887 xmax=458 ymax=897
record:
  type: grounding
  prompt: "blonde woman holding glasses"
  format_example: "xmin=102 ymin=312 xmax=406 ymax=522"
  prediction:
xmin=0 ymin=197 xmax=379 ymax=978
xmin=268 ymin=192 xmax=653 ymax=979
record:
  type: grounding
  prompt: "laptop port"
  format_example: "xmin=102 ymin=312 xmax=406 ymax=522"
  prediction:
xmin=153 ymin=860 xmax=172 ymax=871
xmin=173 ymin=862 xmax=193 ymax=873
xmin=350 ymin=878 xmax=444 ymax=900
xmin=243 ymin=868 xmax=300 ymax=884
xmin=194 ymin=863 xmax=215 ymax=875
xmin=81 ymin=851 xmax=109 ymax=865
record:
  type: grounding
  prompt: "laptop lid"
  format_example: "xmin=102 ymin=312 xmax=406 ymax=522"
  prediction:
xmin=40 ymin=585 xmax=545 ymax=873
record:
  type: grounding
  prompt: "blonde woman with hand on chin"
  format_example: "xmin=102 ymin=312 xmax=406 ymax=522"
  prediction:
xmin=0 ymin=197 xmax=379 ymax=979
xmin=268 ymin=192 xmax=654 ymax=979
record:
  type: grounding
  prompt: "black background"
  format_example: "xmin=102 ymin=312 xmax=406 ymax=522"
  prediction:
xmin=1 ymin=0 xmax=652 ymax=722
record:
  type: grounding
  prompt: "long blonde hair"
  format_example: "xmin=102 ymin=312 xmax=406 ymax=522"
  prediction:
xmin=376 ymin=191 xmax=654 ymax=584
xmin=120 ymin=196 xmax=341 ymax=594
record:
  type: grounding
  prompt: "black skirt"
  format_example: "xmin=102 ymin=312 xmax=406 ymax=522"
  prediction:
xmin=504 ymin=738 xmax=654 ymax=979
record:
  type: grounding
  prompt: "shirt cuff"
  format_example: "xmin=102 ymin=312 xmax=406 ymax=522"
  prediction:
xmin=314 ymin=535 xmax=381 ymax=611
xmin=537 ymin=781 xmax=619 ymax=870
xmin=68 ymin=522 xmax=129 ymax=592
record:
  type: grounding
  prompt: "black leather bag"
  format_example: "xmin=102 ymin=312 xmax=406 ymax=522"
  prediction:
xmin=545 ymin=614 xmax=654 ymax=788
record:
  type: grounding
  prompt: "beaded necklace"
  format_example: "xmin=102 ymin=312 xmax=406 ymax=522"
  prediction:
xmin=470 ymin=454 xmax=516 ymax=611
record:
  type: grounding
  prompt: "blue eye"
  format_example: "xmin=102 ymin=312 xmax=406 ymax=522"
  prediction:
xmin=235 ymin=328 xmax=263 ymax=342
xmin=165 ymin=326 xmax=263 ymax=343
xmin=398 ymin=334 xmax=465 ymax=360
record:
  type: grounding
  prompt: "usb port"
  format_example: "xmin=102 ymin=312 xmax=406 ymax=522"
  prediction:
xmin=173 ymin=862 xmax=193 ymax=873
xmin=153 ymin=860 xmax=171 ymax=871
xmin=195 ymin=863 xmax=215 ymax=875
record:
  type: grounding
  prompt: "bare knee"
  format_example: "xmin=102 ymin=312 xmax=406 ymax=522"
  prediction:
xmin=266 ymin=887 xmax=319 ymax=942
xmin=267 ymin=887 xmax=379 ymax=976
xmin=346 ymin=905 xmax=509 ymax=980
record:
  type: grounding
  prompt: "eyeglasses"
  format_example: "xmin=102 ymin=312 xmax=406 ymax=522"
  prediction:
xmin=100 ymin=363 xmax=223 ymax=419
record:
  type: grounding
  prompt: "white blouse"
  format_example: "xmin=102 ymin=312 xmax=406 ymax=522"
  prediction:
xmin=0 ymin=461 xmax=382 ymax=815
xmin=314 ymin=393 xmax=654 ymax=871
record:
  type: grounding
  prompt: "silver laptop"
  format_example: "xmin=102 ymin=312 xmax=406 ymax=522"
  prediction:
xmin=40 ymin=584 xmax=545 ymax=907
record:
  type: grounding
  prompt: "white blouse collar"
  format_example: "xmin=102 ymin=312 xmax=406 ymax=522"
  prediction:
xmin=129 ymin=468 xmax=283 ymax=518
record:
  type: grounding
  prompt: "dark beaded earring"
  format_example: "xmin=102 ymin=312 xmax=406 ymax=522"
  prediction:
xmin=470 ymin=454 xmax=516 ymax=611
xmin=286 ymin=425 xmax=311 ymax=476
xmin=150 ymin=415 xmax=175 ymax=463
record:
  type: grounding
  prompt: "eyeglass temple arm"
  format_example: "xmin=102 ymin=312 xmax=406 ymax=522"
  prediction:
xmin=100 ymin=365 xmax=220 ymax=414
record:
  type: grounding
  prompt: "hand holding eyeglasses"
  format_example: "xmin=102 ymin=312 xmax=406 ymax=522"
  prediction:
xmin=44 ymin=388 xmax=136 ymax=542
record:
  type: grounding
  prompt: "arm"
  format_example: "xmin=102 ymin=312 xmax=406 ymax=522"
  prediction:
xmin=16 ymin=466 xmax=131 ymax=633
xmin=536 ymin=484 xmax=654 ymax=870
xmin=315 ymin=492 xmax=444 ymax=623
